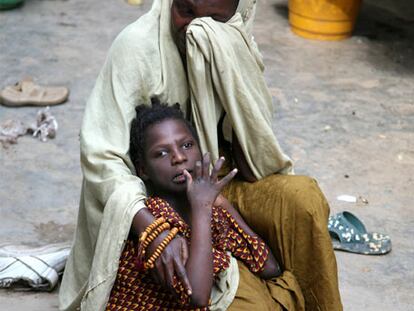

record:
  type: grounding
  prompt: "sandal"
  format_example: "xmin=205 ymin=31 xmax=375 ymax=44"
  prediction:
xmin=0 ymin=77 xmax=69 ymax=107
xmin=328 ymin=211 xmax=391 ymax=255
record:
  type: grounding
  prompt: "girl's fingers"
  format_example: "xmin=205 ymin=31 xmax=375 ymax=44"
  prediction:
xmin=202 ymin=152 xmax=210 ymax=179
xmin=211 ymin=157 xmax=225 ymax=182
xmin=183 ymin=169 xmax=193 ymax=186
xmin=217 ymin=168 xmax=238 ymax=189
xmin=194 ymin=160 xmax=202 ymax=180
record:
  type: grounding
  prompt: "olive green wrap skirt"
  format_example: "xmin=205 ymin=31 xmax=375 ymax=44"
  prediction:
xmin=223 ymin=175 xmax=343 ymax=311
xmin=228 ymin=260 xmax=305 ymax=310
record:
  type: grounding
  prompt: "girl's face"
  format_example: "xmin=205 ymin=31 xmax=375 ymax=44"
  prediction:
xmin=140 ymin=118 xmax=201 ymax=194
xmin=171 ymin=0 xmax=238 ymax=55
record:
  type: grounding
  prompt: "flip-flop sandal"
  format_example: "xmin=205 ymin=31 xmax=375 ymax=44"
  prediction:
xmin=0 ymin=77 xmax=69 ymax=107
xmin=0 ymin=0 xmax=24 ymax=10
xmin=328 ymin=211 xmax=392 ymax=255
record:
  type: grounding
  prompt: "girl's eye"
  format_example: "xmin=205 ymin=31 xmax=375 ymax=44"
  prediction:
xmin=183 ymin=142 xmax=193 ymax=149
xmin=157 ymin=150 xmax=168 ymax=157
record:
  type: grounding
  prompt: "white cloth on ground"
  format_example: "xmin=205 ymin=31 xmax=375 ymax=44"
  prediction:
xmin=0 ymin=243 xmax=70 ymax=291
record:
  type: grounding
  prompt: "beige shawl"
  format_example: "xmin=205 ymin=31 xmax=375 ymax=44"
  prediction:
xmin=59 ymin=0 xmax=292 ymax=310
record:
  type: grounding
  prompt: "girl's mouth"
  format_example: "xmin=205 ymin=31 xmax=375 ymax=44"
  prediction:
xmin=172 ymin=170 xmax=192 ymax=184
xmin=172 ymin=173 xmax=186 ymax=184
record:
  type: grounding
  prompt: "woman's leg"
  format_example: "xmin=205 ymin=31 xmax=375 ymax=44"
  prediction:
xmin=223 ymin=175 xmax=343 ymax=311
xmin=228 ymin=260 xmax=304 ymax=311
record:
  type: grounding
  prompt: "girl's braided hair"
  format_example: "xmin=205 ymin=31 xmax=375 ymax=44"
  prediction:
xmin=129 ymin=98 xmax=199 ymax=172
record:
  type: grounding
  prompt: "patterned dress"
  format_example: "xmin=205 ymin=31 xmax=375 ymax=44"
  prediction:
xmin=106 ymin=197 xmax=270 ymax=311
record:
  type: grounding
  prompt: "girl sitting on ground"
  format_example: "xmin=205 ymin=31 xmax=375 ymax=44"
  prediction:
xmin=106 ymin=99 xmax=304 ymax=310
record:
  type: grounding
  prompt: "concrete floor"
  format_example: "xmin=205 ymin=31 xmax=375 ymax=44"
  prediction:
xmin=1 ymin=0 xmax=413 ymax=310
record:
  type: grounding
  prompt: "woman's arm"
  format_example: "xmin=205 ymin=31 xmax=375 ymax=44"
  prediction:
xmin=80 ymin=28 xmax=193 ymax=295
xmin=231 ymin=131 xmax=257 ymax=183
xmin=131 ymin=209 xmax=192 ymax=295
xmin=217 ymin=195 xmax=282 ymax=279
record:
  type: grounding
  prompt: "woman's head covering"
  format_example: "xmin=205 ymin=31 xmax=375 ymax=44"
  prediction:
xmin=153 ymin=0 xmax=292 ymax=177
xmin=157 ymin=0 xmax=258 ymax=36
xmin=236 ymin=0 xmax=257 ymax=35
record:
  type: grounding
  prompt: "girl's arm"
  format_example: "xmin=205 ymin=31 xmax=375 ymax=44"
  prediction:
xmin=217 ymin=195 xmax=282 ymax=279
xmin=183 ymin=154 xmax=237 ymax=308
xmin=186 ymin=203 xmax=213 ymax=307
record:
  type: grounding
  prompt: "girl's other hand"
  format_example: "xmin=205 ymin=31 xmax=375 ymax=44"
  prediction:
xmin=183 ymin=153 xmax=237 ymax=211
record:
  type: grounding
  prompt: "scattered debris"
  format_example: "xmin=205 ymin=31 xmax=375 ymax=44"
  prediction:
xmin=337 ymin=194 xmax=369 ymax=205
xmin=358 ymin=196 xmax=369 ymax=205
xmin=337 ymin=195 xmax=357 ymax=203
xmin=344 ymin=174 xmax=350 ymax=178
xmin=0 ymin=119 xmax=28 ymax=147
xmin=58 ymin=22 xmax=77 ymax=28
xmin=29 ymin=107 xmax=58 ymax=142
xmin=324 ymin=125 xmax=331 ymax=132
xmin=0 ymin=107 xmax=58 ymax=148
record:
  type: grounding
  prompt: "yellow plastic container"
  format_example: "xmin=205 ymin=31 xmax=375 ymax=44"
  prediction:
xmin=126 ymin=0 xmax=142 ymax=5
xmin=288 ymin=0 xmax=362 ymax=41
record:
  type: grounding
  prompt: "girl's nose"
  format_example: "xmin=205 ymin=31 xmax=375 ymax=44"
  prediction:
xmin=171 ymin=148 xmax=187 ymax=165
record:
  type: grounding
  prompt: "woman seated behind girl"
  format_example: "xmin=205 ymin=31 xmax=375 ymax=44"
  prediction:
xmin=106 ymin=99 xmax=304 ymax=311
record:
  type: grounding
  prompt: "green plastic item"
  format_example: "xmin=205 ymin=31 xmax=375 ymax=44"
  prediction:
xmin=0 ymin=0 xmax=24 ymax=10
xmin=328 ymin=211 xmax=392 ymax=255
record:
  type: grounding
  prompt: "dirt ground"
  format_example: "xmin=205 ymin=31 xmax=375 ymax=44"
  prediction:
xmin=1 ymin=0 xmax=413 ymax=310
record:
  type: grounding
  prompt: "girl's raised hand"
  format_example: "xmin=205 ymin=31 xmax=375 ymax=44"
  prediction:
xmin=183 ymin=153 xmax=237 ymax=211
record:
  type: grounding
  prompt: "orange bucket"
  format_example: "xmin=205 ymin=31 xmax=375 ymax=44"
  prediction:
xmin=288 ymin=0 xmax=362 ymax=41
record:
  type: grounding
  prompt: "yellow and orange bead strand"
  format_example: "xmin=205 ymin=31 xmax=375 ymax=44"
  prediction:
xmin=139 ymin=216 xmax=166 ymax=243
xmin=136 ymin=217 xmax=169 ymax=271
xmin=145 ymin=227 xmax=179 ymax=269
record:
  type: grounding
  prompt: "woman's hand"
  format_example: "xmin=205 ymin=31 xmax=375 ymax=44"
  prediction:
xmin=148 ymin=232 xmax=192 ymax=296
xmin=183 ymin=153 xmax=237 ymax=211
xmin=132 ymin=209 xmax=192 ymax=295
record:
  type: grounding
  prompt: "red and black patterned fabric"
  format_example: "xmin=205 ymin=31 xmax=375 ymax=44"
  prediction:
xmin=106 ymin=197 xmax=269 ymax=311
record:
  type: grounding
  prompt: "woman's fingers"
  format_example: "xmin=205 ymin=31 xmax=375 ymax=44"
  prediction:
xmin=154 ymin=259 xmax=166 ymax=286
xmin=162 ymin=254 xmax=176 ymax=294
xmin=150 ymin=236 xmax=192 ymax=296
xmin=211 ymin=156 xmax=225 ymax=182
xmin=179 ymin=237 xmax=189 ymax=265
xmin=174 ymin=257 xmax=192 ymax=296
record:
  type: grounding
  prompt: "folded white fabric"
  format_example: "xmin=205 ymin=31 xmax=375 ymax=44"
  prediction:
xmin=0 ymin=243 xmax=70 ymax=291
